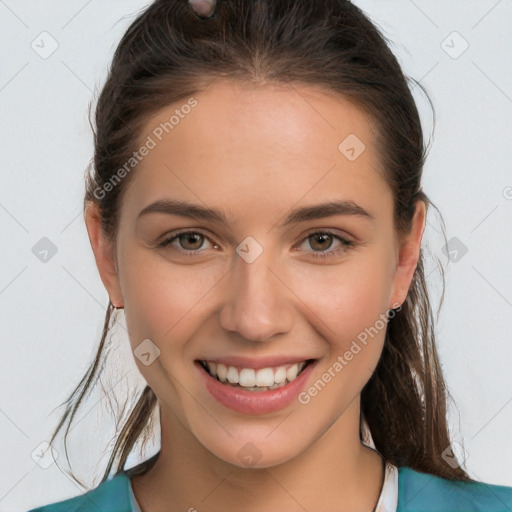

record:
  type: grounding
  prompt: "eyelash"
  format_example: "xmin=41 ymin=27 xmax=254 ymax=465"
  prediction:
xmin=157 ymin=229 xmax=356 ymax=259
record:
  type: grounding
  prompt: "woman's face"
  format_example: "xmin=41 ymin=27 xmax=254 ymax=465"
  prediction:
xmin=89 ymin=79 xmax=424 ymax=468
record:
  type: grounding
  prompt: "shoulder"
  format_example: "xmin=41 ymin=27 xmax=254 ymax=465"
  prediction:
xmin=398 ymin=466 xmax=512 ymax=512
xmin=26 ymin=473 xmax=132 ymax=512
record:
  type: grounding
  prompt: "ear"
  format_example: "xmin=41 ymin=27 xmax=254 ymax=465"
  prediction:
xmin=84 ymin=202 xmax=124 ymax=308
xmin=388 ymin=200 xmax=426 ymax=309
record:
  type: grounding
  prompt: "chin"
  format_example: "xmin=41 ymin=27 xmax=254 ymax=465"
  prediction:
xmin=197 ymin=429 xmax=306 ymax=469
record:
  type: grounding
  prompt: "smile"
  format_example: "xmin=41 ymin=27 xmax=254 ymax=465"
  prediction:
xmin=195 ymin=358 xmax=318 ymax=415
xmin=199 ymin=360 xmax=313 ymax=390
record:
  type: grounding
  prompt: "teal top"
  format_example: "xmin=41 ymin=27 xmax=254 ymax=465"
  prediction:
xmin=27 ymin=465 xmax=512 ymax=512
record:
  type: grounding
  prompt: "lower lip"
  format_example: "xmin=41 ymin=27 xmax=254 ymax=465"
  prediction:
xmin=195 ymin=360 xmax=317 ymax=415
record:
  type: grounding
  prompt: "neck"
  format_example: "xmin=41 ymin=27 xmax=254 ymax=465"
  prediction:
xmin=131 ymin=400 xmax=384 ymax=512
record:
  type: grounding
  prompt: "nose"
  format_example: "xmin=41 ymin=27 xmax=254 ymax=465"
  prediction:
xmin=219 ymin=244 xmax=294 ymax=342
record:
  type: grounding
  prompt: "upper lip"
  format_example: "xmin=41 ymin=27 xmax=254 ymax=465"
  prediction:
xmin=196 ymin=355 xmax=317 ymax=371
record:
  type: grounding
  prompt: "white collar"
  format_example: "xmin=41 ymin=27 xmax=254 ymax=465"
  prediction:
xmin=361 ymin=415 xmax=398 ymax=512
xmin=373 ymin=461 xmax=399 ymax=512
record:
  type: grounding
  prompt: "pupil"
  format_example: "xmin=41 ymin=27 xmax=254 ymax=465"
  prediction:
xmin=311 ymin=233 xmax=332 ymax=251
xmin=181 ymin=233 xmax=202 ymax=249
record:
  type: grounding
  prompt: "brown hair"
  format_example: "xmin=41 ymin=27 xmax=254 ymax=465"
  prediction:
xmin=49 ymin=0 xmax=473 ymax=487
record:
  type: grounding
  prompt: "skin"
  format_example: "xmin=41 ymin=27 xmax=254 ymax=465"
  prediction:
xmin=85 ymin=79 xmax=426 ymax=512
xmin=189 ymin=0 xmax=216 ymax=17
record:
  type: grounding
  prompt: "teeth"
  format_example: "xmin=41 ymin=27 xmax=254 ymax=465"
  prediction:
xmin=255 ymin=368 xmax=274 ymax=387
xmin=226 ymin=366 xmax=239 ymax=384
xmin=286 ymin=365 xmax=299 ymax=382
xmin=274 ymin=366 xmax=287 ymax=384
xmin=202 ymin=360 xmax=309 ymax=389
xmin=239 ymin=368 xmax=256 ymax=387
xmin=216 ymin=363 xmax=227 ymax=383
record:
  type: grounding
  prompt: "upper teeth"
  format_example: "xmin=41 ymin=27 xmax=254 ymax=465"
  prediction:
xmin=203 ymin=361 xmax=308 ymax=388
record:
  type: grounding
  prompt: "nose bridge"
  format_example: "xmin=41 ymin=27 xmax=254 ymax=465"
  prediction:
xmin=219 ymin=240 xmax=293 ymax=341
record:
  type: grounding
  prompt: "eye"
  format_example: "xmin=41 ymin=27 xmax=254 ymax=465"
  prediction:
xmin=157 ymin=230 xmax=219 ymax=255
xmin=156 ymin=229 xmax=356 ymax=260
xmin=295 ymin=230 xmax=356 ymax=259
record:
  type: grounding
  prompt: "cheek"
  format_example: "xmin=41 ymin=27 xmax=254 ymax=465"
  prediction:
xmin=316 ymin=258 xmax=390 ymax=312
xmin=119 ymin=246 xmax=222 ymax=344
xmin=293 ymin=254 xmax=392 ymax=353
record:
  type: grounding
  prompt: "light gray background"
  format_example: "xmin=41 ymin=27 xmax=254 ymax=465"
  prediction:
xmin=1 ymin=1 xmax=511 ymax=510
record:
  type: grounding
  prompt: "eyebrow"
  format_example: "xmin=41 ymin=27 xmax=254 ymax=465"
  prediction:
xmin=137 ymin=198 xmax=375 ymax=225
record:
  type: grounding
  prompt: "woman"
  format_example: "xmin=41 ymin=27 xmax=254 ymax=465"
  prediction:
xmin=27 ymin=0 xmax=512 ymax=511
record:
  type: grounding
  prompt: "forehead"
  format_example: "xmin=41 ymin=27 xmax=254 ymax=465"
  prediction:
xmin=124 ymin=80 xmax=393 ymax=224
